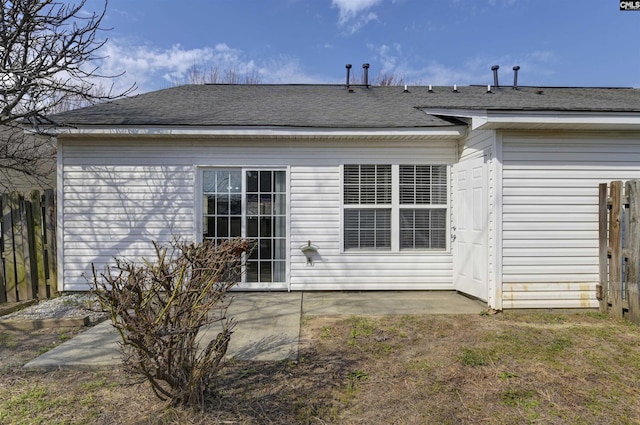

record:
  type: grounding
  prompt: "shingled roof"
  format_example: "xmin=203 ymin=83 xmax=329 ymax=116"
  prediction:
xmin=49 ymin=84 xmax=640 ymax=129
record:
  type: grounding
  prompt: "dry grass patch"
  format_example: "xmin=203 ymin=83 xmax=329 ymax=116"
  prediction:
xmin=1 ymin=312 xmax=640 ymax=424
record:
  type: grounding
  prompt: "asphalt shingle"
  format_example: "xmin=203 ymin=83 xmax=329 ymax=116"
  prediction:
xmin=48 ymin=84 xmax=640 ymax=129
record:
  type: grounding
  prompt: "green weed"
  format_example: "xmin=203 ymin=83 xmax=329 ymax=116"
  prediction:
xmin=320 ymin=326 xmax=333 ymax=338
xmin=0 ymin=332 xmax=17 ymax=348
xmin=459 ymin=348 xmax=488 ymax=367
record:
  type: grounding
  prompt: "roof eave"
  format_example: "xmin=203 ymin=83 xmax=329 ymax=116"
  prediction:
xmin=422 ymin=108 xmax=640 ymax=131
xmin=52 ymin=125 xmax=469 ymax=139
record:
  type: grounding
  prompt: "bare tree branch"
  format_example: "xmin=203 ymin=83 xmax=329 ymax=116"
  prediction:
xmin=0 ymin=0 xmax=135 ymax=190
xmin=174 ymin=63 xmax=262 ymax=85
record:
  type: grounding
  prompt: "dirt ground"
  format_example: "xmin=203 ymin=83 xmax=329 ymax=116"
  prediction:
xmin=1 ymin=311 xmax=640 ymax=424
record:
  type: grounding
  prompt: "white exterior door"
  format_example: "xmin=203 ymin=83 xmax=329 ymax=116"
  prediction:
xmin=454 ymin=154 xmax=489 ymax=301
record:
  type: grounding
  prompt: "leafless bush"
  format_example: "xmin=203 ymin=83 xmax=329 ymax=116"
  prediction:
xmin=91 ymin=238 xmax=250 ymax=407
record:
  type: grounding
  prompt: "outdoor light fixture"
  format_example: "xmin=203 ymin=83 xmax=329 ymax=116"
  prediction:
xmin=300 ymin=240 xmax=318 ymax=266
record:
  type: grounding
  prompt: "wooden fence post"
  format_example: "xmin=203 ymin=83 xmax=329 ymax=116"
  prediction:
xmin=598 ymin=183 xmax=609 ymax=312
xmin=31 ymin=190 xmax=47 ymax=299
xmin=626 ymin=180 xmax=640 ymax=324
xmin=21 ymin=196 xmax=35 ymax=300
xmin=0 ymin=196 xmax=5 ymax=304
xmin=2 ymin=193 xmax=17 ymax=302
xmin=609 ymin=181 xmax=624 ymax=319
xmin=44 ymin=189 xmax=57 ymax=296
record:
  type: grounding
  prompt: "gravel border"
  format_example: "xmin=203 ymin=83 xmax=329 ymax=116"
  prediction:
xmin=0 ymin=293 xmax=108 ymax=325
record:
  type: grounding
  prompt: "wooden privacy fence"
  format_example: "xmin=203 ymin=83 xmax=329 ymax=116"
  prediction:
xmin=598 ymin=180 xmax=640 ymax=324
xmin=0 ymin=190 xmax=56 ymax=304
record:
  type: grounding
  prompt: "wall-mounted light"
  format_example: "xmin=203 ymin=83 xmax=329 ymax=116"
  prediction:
xmin=300 ymin=240 xmax=318 ymax=266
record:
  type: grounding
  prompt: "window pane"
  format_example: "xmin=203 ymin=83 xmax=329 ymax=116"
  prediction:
xmin=217 ymin=196 xmax=228 ymax=215
xmin=217 ymin=217 xmax=228 ymax=237
xmin=203 ymin=195 xmax=215 ymax=215
xmin=274 ymin=171 xmax=286 ymax=192
xmin=260 ymin=171 xmax=272 ymax=192
xmin=274 ymin=239 xmax=286 ymax=260
xmin=230 ymin=194 xmax=242 ymax=215
xmin=246 ymin=171 xmax=258 ymax=193
xmin=247 ymin=194 xmax=259 ymax=215
xmin=400 ymin=165 xmax=447 ymax=205
xmin=400 ymin=230 xmax=414 ymax=249
xmin=344 ymin=186 xmax=359 ymax=204
xmin=247 ymin=217 xmax=258 ymax=237
xmin=260 ymin=194 xmax=273 ymax=214
xmin=343 ymin=164 xmax=391 ymax=205
xmin=230 ymin=217 xmax=241 ymax=237
xmin=260 ymin=262 xmax=272 ymax=282
xmin=260 ymin=217 xmax=272 ymax=237
xmin=204 ymin=217 xmax=215 ymax=239
xmin=246 ymin=261 xmax=258 ymax=282
xmin=400 ymin=208 xmax=447 ymax=249
xmin=229 ymin=172 xmax=242 ymax=193
xmin=273 ymin=261 xmax=286 ymax=282
xmin=344 ymin=208 xmax=390 ymax=250
xmin=260 ymin=239 xmax=272 ymax=259
xmin=275 ymin=216 xmax=286 ymax=237
xmin=274 ymin=194 xmax=286 ymax=214
xmin=203 ymin=171 xmax=217 ymax=193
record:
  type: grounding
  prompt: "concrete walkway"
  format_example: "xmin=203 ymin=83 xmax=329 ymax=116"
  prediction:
xmin=24 ymin=291 xmax=485 ymax=369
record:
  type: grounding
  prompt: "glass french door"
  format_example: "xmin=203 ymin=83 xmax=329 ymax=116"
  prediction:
xmin=202 ymin=169 xmax=287 ymax=286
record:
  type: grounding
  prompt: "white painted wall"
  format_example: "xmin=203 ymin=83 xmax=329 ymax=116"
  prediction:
xmin=500 ymin=131 xmax=640 ymax=309
xmin=59 ymin=137 xmax=458 ymax=291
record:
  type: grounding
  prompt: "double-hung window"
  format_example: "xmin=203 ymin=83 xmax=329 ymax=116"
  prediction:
xmin=343 ymin=164 xmax=448 ymax=252
xmin=343 ymin=165 xmax=392 ymax=250
xmin=202 ymin=169 xmax=286 ymax=285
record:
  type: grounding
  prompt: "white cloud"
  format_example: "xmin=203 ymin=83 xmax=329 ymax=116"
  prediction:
xmin=332 ymin=0 xmax=384 ymax=24
xmin=331 ymin=0 xmax=383 ymax=33
xmin=364 ymin=42 xmax=556 ymax=86
xmin=96 ymin=40 xmax=325 ymax=93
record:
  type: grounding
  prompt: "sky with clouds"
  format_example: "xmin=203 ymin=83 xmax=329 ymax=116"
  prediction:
xmin=86 ymin=0 xmax=640 ymax=94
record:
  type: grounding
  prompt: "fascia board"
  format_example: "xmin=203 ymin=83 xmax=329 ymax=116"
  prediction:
xmin=51 ymin=126 xmax=468 ymax=138
xmin=422 ymin=108 xmax=640 ymax=130
xmin=483 ymin=110 xmax=640 ymax=128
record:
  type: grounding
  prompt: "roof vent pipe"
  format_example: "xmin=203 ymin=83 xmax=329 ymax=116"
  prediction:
xmin=345 ymin=64 xmax=352 ymax=88
xmin=491 ymin=65 xmax=500 ymax=88
xmin=512 ymin=65 xmax=520 ymax=89
xmin=363 ymin=63 xmax=370 ymax=88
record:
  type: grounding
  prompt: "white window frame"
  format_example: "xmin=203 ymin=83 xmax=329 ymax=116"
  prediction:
xmin=340 ymin=163 xmax=450 ymax=253
xmin=195 ymin=166 xmax=290 ymax=289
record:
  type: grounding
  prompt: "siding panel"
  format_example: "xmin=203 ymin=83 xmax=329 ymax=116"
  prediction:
xmin=62 ymin=138 xmax=457 ymax=291
xmin=501 ymin=133 xmax=640 ymax=309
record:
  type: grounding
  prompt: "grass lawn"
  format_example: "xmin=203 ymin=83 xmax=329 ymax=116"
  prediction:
xmin=1 ymin=311 xmax=639 ymax=424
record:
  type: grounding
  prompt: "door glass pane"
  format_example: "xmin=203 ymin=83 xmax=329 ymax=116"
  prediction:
xmin=260 ymin=171 xmax=272 ymax=192
xmin=260 ymin=261 xmax=272 ymax=282
xmin=202 ymin=170 xmax=242 ymax=243
xmin=274 ymin=194 xmax=286 ymax=215
xmin=260 ymin=217 xmax=272 ymax=237
xmin=247 ymin=217 xmax=258 ymax=237
xmin=275 ymin=217 xmax=286 ymax=237
xmin=217 ymin=217 xmax=228 ymax=237
xmin=245 ymin=170 xmax=286 ymax=284
xmin=246 ymin=261 xmax=258 ymax=283
xmin=247 ymin=171 xmax=258 ymax=193
xmin=247 ymin=194 xmax=259 ymax=215
xmin=274 ymin=171 xmax=286 ymax=192
xmin=274 ymin=239 xmax=286 ymax=259
xmin=273 ymin=261 xmax=286 ymax=282
xmin=204 ymin=169 xmax=286 ymax=285
xmin=260 ymin=194 xmax=273 ymax=214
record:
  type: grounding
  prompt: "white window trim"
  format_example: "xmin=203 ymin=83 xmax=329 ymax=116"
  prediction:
xmin=340 ymin=163 xmax=451 ymax=254
xmin=195 ymin=165 xmax=291 ymax=290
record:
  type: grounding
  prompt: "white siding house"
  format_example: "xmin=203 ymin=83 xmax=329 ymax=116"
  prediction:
xmin=49 ymin=84 xmax=640 ymax=310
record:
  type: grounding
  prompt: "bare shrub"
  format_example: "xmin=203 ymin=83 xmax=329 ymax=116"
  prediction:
xmin=91 ymin=238 xmax=250 ymax=407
